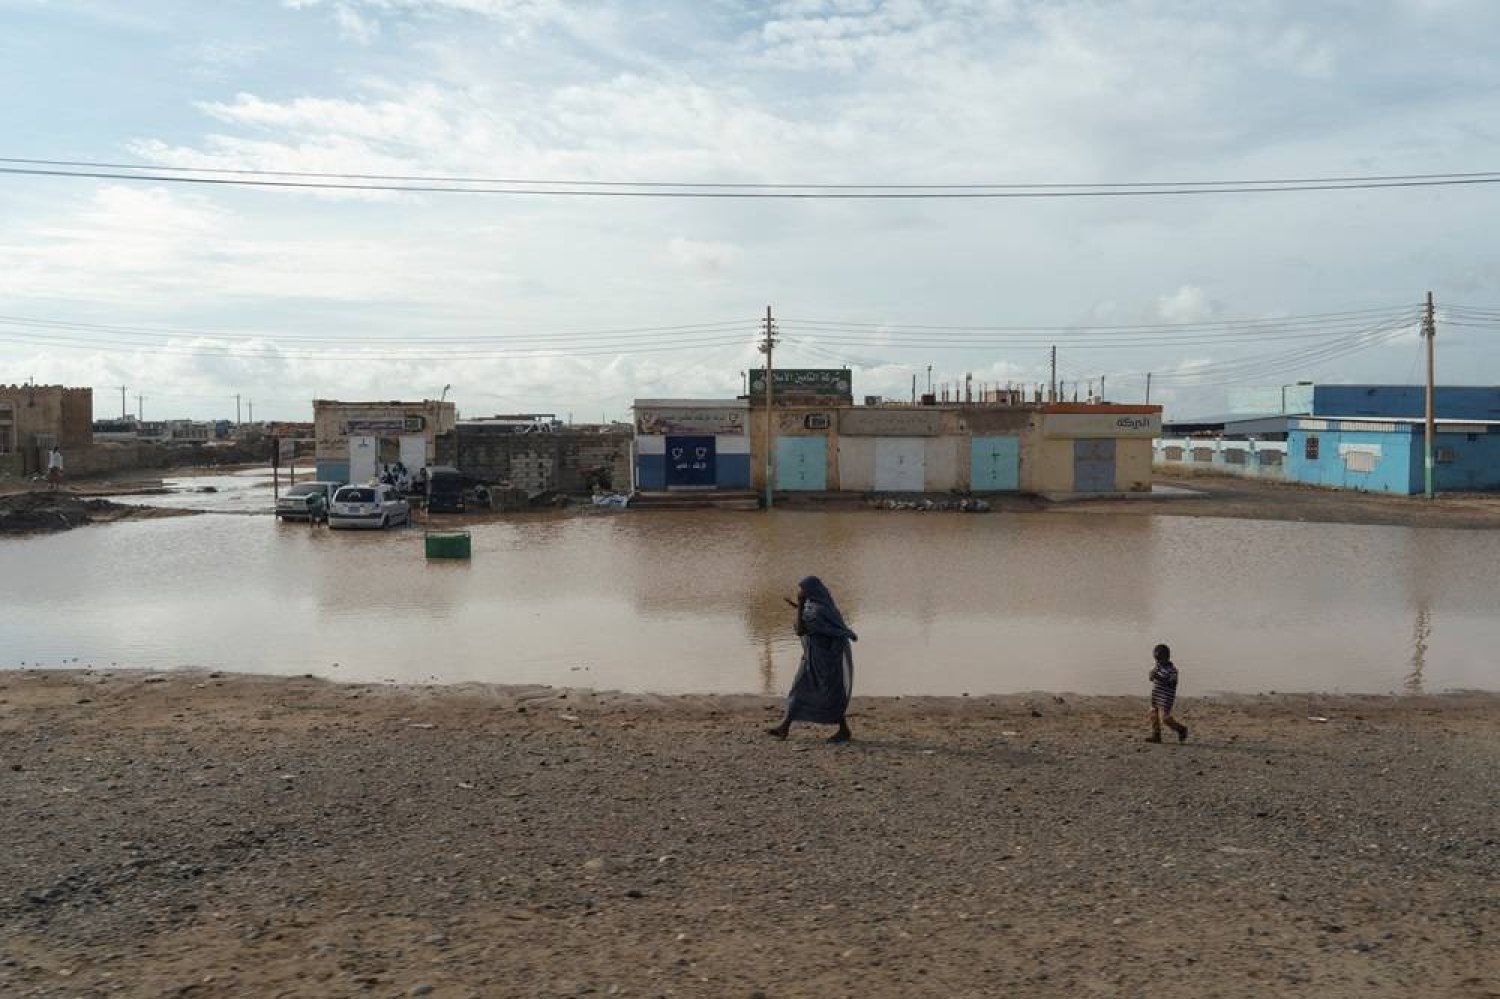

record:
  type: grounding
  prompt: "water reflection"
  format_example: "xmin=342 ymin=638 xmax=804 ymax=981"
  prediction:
xmin=1 ymin=510 xmax=1497 ymax=696
xmin=1406 ymin=603 xmax=1432 ymax=695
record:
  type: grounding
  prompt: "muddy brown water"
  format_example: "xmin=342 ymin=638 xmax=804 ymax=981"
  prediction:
xmin=1 ymin=501 xmax=1496 ymax=695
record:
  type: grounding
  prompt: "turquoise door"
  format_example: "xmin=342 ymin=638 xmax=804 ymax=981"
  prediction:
xmin=776 ymin=436 xmax=827 ymax=490
xmin=970 ymin=436 xmax=1020 ymax=491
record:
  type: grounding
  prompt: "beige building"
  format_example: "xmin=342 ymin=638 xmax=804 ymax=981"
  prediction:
xmin=0 ymin=384 xmax=93 ymax=478
xmin=747 ymin=401 xmax=1160 ymax=495
xmin=313 ymin=399 xmax=457 ymax=483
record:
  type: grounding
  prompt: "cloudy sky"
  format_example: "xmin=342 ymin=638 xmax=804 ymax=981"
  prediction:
xmin=2 ymin=0 xmax=1499 ymax=422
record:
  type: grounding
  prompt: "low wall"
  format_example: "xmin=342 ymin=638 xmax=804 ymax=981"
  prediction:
xmin=1154 ymin=437 xmax=1288 ymax=481
xmin=457 ymin=428 xmax=632 ymax=495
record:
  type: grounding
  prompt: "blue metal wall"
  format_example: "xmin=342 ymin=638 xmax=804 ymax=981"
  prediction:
xmin=1314 ymin=385 xmax=1500 ymax=420
xmin=1434 ymin=430 xmax=1500 ymax=490
xmin=716 ymin=453 xmax=751 ymax=488
xmin=1285 ymin=426 xmax=1417 ymax=493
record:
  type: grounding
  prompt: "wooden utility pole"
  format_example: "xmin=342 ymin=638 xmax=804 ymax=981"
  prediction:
xmin=1423 ymin=290 xmax=1436 ymax=500
xmin=759 ymin=306 xmax=778 ymax=509
xmin=1049 ymin=346 xmax=1057 ymax=402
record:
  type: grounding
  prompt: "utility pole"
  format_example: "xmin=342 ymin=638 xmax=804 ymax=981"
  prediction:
xmin=1099 ymin=375 xmax=1106 ymax=401
xmin=248 ymin=400 xmax=254 ymax=424
xmin=759 ymin=305 xmax=778 ymax=509
xmin=1049 ymin=346 xmax=1057 ymax=402
xmin=236 ymin=393 xmax=242 ymax=424
xmin=137 ymin=395 xmax=144 ymax=421
xmin=1423 ymin=290 xmax=1436 ymax=500
xmin=926 ymin=365 xmax=933 ymax=395
xmin=911 ymin=374 xmax=916 ymax=404
xmin=1145 ymin=372 xmax=1152 ymax=405
xmin=118 ymin=386 xmax=127 ymax=419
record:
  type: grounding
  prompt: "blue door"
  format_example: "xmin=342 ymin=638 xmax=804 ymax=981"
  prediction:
xmin=666 ymin=435 xmax=716 ymax=487
xmin=1073 ymin=438 xmax=1116 ymax=492
xmin=776 ymin=436 xmax=827 ymax=490
xmin=970 ymin=436 xmax=1020 ymax=491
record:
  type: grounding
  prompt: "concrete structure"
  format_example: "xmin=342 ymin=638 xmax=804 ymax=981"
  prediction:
xmin=1287 ymin=417 xmax=1500 ymax=493
xmin=1155 ymin=437 xmax=1289 ymax=481
xmin=457 ymin=422 xmax=631 ymax=495
xmin=1159 ymin=384 xmax=1500 ymax=492
xmin=742 ymin=401 xmax=1161 ymax=495
xmin=313 ymin=399 xmax=457 ymax=484
xmin=632 ymin=400 xmax=752 ymax=490
xmin=0 ymin=384 xmax=93 ymax=478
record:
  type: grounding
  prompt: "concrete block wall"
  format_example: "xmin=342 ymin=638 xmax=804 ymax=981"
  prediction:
xmin=456 ymin=429 xmax=632 ymax=494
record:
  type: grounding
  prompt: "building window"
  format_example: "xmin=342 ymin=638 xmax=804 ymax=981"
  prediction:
xmin=1468 ymin=433 xmax=1480 ymax=443
xmin=0 ymin=404 xmax=13 ymax=454
xmin=1344 ymin=451 xmax=1377 ymax=474
xmin=1304 ymin=435 xmax=1320 ymax=460
xmin=1436 ymin=447 xmax=1456 ymax=464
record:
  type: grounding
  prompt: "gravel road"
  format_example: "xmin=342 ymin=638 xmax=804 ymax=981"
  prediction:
xmin=0 ymin=671 xmax=1495 ymax=998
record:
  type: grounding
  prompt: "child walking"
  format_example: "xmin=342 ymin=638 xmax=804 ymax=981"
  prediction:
xmin=1147 ymin=643 xmax=1188 ymax=743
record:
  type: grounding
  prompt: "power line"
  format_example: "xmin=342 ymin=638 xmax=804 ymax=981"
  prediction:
xmin=5 ymin=164 xmax=1500 ymax=198
xmin=6 ymin=156 xmax=1500 ymax=190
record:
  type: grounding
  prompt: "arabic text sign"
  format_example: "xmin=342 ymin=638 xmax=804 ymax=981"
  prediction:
xmin=1043 ymin=412 xmax=1161 ymax=438
xmin=636 ymin=408 xmax=746 ymax=436
xmin=748 ymin=369 xmax=852 ymax=397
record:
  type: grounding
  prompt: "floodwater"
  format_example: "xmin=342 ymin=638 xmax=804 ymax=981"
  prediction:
xmin=2 ymin=498 xmax=1497 ymax=696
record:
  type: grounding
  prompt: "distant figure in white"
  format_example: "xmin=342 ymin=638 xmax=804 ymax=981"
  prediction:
xmin=46 ymin=447 xmax=64 ymax=490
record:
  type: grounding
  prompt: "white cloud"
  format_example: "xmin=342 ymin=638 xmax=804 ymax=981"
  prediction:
xmin=334 ymin=3 xmax=382 ymax=44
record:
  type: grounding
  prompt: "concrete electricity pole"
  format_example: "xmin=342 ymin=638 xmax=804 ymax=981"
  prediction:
xmin=1049 ymin=346 xmax=1057 ymax=402
xmin=236 ymin=394 xmax=242 ymax=424
xmin=1423 ymin=290 xmax=1436 ymax=500
xmin=118 ymin=386 xmax=127 ymax=419
xmin=1145 ymin=372 xmax=1152 ymax=404
xmin=137 ymin=395 xmax=144 ymax=421
xmin=759 ymin=305 xmax=778 ymax=509
xmin=248 ymin=400 xmax=254 ymax=424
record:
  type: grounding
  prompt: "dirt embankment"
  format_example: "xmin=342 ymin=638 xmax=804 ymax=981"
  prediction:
xmin=0 ymin=671 xmax=1495 ymax=998
xmin=1063 ymin=472 xmax=1500 ymax=529
xmin=0 ymin=491 xmax=191 ymax=535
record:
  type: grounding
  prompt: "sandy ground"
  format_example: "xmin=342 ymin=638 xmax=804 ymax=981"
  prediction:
xmin=1065 ymin=472 xmax=1500 ymax=529
xmin=0 ymin=671 xmax=1494 ymax=998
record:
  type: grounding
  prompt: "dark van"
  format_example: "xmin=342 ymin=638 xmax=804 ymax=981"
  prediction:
xmin=426 ymin=466 xmax=466 ymax=513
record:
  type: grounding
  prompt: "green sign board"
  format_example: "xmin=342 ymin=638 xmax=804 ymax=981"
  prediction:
xmin=748 ymin=368 xmax=852 ymax=398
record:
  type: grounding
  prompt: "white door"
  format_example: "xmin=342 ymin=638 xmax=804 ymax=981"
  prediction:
xmin=874 ymin=437 xmax=925 ymax=491
xmin=398 ymin=434 xmax=427 ymax=472
xmin=348 ymin=435 xmax=378 ymax=484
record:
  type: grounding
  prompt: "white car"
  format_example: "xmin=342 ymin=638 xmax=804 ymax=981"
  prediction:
xmin=328 ymin=484 xmax=410 ymax=530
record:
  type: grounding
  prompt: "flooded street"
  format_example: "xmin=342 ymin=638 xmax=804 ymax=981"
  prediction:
xmin=2 ymin=505 xmax=1497 ymax=695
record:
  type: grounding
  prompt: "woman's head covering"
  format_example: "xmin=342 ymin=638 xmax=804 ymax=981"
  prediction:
xmin=799 ymin=575 xmax=853 ymax=636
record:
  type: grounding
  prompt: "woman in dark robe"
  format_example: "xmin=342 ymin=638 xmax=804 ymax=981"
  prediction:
xmin=766 ymin=576 xmax=857 ymax=743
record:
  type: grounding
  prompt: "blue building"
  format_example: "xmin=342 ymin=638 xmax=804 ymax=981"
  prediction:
xmin=632 ymin=399 xmax=752 ymax=491
xmin=1285 ymin=417 xmax=1500 ymax=494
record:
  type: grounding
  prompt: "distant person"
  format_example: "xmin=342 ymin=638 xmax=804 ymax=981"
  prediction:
xmin=46 ymin=446 xmax=64 ymax=490
xmin=414 ymin=466 xmax=428 ymax=497
xmin=473 ymin=482 xmax=492 ymax=509
xmin=307 ymin=488 xmax=327 ymax=526
xmin=766 ymin=576 xmax=858 ymax=744
xmin=1147 ymin=643 xmax=1189 ymax=744
xmin=379 ymin=464 xmax=394 ymax=486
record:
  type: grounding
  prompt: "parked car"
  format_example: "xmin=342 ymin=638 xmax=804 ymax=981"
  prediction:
xmin=328 ymin=484 xmax=410 ymax=530
xmin=426 ymin=466 xmax=466 ymax=513
xmin=275 ymin=481 xmax=342 ymax=522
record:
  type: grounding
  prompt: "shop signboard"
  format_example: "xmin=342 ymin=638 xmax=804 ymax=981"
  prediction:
xmin=748 ymin=369 xmax=852 ymax=400
xmin=636 ymin=407 xmax=746 ymax=436
xmin=1043 ymin=412 xmax=1161 ymax=438
xmin=344 ymin=415 xmax=425 ymax=434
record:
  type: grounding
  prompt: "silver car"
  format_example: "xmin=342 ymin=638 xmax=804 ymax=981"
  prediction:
xmin=275 ymin=481 xmax=342 ymax=522
xmin=328 ymin=484 xmax=410 ymax=530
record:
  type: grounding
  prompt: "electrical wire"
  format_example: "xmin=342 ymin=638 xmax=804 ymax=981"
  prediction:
xmin=5 ymin=163 xmax=1500 ymax=198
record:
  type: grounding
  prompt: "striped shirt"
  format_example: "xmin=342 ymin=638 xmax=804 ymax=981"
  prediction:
xmin=1149 ymin=661 xmax=1178 ymax=709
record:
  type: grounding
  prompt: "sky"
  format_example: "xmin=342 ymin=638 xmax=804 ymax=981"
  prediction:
xmin=2 ymin=0 xmax=1500 ymax=422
